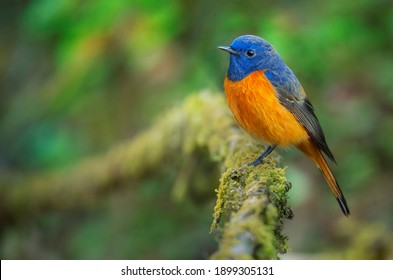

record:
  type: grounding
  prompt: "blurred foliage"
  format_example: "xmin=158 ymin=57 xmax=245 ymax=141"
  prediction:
xmin=0 ymin=0 xmax=392 ymax=259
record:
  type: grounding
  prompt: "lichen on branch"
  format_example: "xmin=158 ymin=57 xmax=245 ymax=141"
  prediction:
xmin=210 ymin=142 xmax=293 ymax=259
xmin=0 ymin=91 xmax=293 ymax=259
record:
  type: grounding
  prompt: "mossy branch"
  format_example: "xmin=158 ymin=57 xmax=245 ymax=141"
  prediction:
xmin=0 ymin=91 xmax=228 ymax=213
xmin=0 ymin=91 xmax=293 ymax=259
xmin=210 ymin=165 xmax=293 ymax=259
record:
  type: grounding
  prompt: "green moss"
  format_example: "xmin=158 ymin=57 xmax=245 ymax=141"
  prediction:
xmin=210 ymin=141 xmax=293 ymax=259
xmin=1 ymin=91 xmax=293 ymax=260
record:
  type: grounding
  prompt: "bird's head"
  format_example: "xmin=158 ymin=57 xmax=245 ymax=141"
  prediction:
xmin=218 ymin=35 xmax=282 ymax=81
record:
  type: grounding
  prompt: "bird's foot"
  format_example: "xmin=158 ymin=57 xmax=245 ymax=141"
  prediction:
xmin=248 ymin=144 xmax=277 ymax=167
xmin=248 ymin=157 xmax=264 ymax=167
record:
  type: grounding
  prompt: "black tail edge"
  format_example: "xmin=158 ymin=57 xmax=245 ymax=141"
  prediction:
xmin=337 ymin=196 xmax=350 ymax=217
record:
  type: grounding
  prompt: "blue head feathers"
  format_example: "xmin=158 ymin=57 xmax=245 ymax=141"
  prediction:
xmin=218 ymin=35 xmax=287 ymax=82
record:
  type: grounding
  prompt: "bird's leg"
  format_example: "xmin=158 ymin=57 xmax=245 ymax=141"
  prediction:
xmin=249 ymin=145 xmax=277 ymax=167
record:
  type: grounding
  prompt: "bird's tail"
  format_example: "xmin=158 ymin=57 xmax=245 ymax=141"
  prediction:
xmin=297 ymin=140 xmax=350 ymax=216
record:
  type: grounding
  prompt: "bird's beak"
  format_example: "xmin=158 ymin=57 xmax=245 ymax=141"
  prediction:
xmin=217 ymin=46 xmax=238 ymax=55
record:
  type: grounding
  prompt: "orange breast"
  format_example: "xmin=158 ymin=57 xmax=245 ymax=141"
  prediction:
xmin=224 ymin=70 xmax=308 ymax=146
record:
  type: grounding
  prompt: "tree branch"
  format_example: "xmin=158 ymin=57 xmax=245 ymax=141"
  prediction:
xmin=0 ymin=91 xmax=293 ymax=259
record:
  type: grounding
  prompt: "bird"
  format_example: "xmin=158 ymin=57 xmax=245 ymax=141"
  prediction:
xmin=218 ymin=35 xmax=350 ymax=216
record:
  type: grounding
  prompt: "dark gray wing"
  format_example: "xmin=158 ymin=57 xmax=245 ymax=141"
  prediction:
xmin=276 ymin=85 xmax=336 ymax=163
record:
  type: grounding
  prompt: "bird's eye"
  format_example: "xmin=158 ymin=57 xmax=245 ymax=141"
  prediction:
xmin=246 ymin=50 xmax=255 ymax=57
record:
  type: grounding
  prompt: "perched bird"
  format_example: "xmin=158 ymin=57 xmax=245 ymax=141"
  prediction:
xmin=218 ymin=35 xmax=350 ymax=216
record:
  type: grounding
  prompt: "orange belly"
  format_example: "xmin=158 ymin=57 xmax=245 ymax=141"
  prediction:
xmin=224 ymin=70 xmax=308 ymax=146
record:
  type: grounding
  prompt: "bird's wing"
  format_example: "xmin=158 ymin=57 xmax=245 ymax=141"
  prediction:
xmin=274 ymin=80 xmax=336 ymax=163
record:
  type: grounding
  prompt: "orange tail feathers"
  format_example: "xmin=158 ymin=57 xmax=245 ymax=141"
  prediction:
xmin=297 ymin=140 xmax=350 ymax=216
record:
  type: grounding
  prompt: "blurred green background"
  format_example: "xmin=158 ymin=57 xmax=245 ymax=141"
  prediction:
xmin=1 ymin=0 xmax=392 ymax=259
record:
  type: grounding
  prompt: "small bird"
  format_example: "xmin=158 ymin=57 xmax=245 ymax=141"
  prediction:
xmin=218 ymin=35 xmax=349 ymax=216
